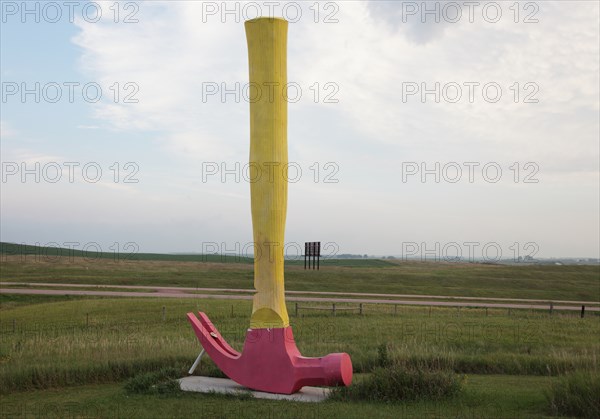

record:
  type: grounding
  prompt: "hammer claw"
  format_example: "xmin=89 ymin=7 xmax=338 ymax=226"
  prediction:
xmin=187 ymin=312 xmax=352 ymax=394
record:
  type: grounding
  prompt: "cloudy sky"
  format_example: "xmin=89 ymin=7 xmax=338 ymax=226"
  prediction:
xmin=1 ymin=1 xmax=598 ymax=260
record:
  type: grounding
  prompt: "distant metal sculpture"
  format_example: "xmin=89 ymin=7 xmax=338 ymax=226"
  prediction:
xmin=187 ymin=17 xmax=352 ymax=394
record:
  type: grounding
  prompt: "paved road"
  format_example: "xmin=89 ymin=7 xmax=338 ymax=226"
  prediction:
xmin=1 ymin=285 xmax=597 ymax=312
xmin=2 ymin=281 xmax=598 ymax=305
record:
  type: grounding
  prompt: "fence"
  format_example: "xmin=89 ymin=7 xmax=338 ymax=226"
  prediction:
xmin=294 ymin=302 xmax=363 ymax=317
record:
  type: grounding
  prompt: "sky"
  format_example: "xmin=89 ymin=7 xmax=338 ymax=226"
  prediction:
xmin=1 ymin=1 xmax=599 ymax=260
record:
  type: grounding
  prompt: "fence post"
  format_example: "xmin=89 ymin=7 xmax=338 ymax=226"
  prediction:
xmin=295 ymin=302 xmax=298 ymax=317
xmin=581 ymin=305 xmax=585 ymax=318
xmin=332 ymin=303 xmax=336 ymax=316
xmin=162 ymin=306 xmax=166 ymax=321
xmin=359 ymin=303 xmax=363 ymax=315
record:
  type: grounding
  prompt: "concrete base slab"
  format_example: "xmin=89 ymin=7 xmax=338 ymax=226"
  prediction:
xmin=179 ymin=376 xmax=331 ymax=402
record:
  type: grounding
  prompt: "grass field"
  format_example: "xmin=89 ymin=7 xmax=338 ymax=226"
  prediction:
xmin=0 ymin=375 xmax=556 ymax=419
xmin=2 ymin=244 xmax=599 ymax=302
xmin=1 ymin=295 xmax=599 ymax=417
xmin=1 ymin=243 xmax=598 ymax=417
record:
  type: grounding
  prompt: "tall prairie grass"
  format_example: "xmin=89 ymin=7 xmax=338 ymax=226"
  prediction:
xmin=1 ymin=297 xmax=598 ymax=394
xmin=546 ymin=371 xmax=600 ymax=418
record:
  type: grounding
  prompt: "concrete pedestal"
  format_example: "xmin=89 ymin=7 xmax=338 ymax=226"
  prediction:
xmin=179 ymin=376 xmax=331 ymax=403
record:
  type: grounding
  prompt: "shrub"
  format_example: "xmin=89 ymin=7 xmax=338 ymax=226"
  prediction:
xmin=124 ymin=367 xmax=182 ymax=395
xmin=330 ymin=364 xmax=464 ymax=402
xmin=546 ymin=372 xmax=600 ymax=418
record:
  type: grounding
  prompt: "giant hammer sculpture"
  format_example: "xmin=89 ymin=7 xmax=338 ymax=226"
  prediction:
xmin=187 ymin=17 xmax=353 ymax=395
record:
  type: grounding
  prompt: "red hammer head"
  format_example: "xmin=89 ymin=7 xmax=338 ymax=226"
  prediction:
xmin=187 ymin=312 xmax=353 ymax=394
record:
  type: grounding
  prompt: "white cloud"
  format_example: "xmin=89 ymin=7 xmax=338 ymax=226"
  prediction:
xmin=5 ymin=0 xmax=592 ymax=256
xmin=71 ymin=2 xmax=599 ymax=174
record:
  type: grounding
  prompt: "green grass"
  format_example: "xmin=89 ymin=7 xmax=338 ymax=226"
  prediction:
xmin=0 ymin=242 xmax=254 ymax=264
xmin=0 ymin=242 xmax=395 ymax=267
xmin=124 ymin=368 xmax=183 ymax=395
xmin=546 ymin=371 xmax=600 ymax=418
xmin=0 ymin=296 xmax=598 ymax=395
xmin=0 ymin=293 xmax=92 ymax=310
xmin=2 ymin=250 xmax=599 ymax=302
xmin=1 ymin=244 xmax=599 ymax=417
xmin=0 ymin=375 xmax=560 ymax=418
xmin=330 ymin=365 xmax=465 ymax=402
xmin=286 ymin=258 xmax=396 ymax=267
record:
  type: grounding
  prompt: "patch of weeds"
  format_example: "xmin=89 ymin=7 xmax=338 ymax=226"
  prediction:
xmin=330 ymin=364 xmax=464 ymax=403
xmin=377 ymin=343 xmax=390 ymax=367
xmin=546 ymin=371 xmax=600 ymax=418
xmin=124 ymin=367 xmax=182 ymax=396
xmin=206 ymin=389 xmax=255 ymax=401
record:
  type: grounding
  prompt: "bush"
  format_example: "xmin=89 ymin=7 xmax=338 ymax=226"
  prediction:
xmin=330 ymin=364 xmax=464 ymax=402
xmin=546 ymin=372 xmax=600 ymax=418
xmin=124 ymin=367 xmax=182 ymax=395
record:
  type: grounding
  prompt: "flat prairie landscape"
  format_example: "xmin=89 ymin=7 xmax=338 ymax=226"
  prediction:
xmin=3 ymin=2 xmax=599 ymax=417
xmin=1 ymin=240 xmax=599 ymax=301
xmin=1 ymin=245 xmax=599 ymax=418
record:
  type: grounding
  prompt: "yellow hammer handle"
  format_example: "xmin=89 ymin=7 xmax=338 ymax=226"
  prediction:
xmin=245 ymin=17 xmax=290 ymax=329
